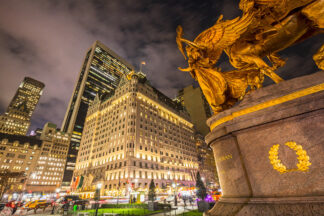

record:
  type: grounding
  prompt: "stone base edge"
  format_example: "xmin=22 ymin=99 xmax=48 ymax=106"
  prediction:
xmin=220 ymin=196 xmax=324 ymax=204
xmin=205 ymin=200 xmax=324 ymax=216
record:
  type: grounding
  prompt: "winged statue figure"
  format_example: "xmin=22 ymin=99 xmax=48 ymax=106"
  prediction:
xmin=177 ymin=0 xmax=323 ymax=114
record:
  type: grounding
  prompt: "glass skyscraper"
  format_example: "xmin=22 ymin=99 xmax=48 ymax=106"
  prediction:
xmin=61 ymin=41 xmax=134 ymax=184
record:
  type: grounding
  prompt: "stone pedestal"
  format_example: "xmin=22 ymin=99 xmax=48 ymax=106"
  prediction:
xmin=205 ymin=72 xmax=324 ymax=215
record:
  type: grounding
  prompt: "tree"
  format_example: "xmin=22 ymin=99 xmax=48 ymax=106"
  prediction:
xmin=0 ymin=170 xmax=25 ymax=200
xmin=148 ymin=179 xmax=156 ymax=202
xmin=196 ymin=172 xmax=207 ymax=200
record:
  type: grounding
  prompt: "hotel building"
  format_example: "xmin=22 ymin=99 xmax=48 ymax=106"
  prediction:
xmin=0 ymin=77 xmax=44 ymax=136
xmin=72 ymin=73 xmax=198 ymax=197
xmin=61 ymin=41 xmax=134 ymax=185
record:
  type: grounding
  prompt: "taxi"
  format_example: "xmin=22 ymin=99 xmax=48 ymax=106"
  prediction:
xmin=25 ymin=200 xmax=49 ymax=210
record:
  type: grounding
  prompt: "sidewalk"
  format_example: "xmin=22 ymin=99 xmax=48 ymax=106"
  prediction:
xmin=23 ymin=208 xmax=60 ymax=216
xmin=152 ymin=204 xmax=197 ymax=216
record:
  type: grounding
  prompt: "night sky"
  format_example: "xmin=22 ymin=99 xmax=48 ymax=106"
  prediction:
xmin=0 ymin=0 xmax=322 ymax=132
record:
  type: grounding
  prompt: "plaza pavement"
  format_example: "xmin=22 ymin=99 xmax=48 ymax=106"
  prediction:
xmin=152 ymin=204 xmax=197 ymax=216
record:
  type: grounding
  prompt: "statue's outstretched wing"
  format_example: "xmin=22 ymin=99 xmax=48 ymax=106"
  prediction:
xmin=176 ymin=26 xmax=187 ymax=60
xmin=239 ymin=0 xmax=314 ymax=20
xmin=254 ymin=0 xmax=313 ymax=7
xmin=193 ymin=12 xmax=253 ymax=61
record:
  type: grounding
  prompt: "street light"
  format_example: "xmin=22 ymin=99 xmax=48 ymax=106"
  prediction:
xmin=55 ymin=188 xmax=60 ymax=200
xmin=172 ymin=182 xmax=177 ymax=206
xmin=95 ymin=183 xmax=102 ymax=216
xmin=167 ymin=169 xmax=178 ymax=206
xmin=130 ymin=179 xmax=139 ymax=203
xmin=51 ymin=188 xmax=60 ymax=215
xmin=55 ymin=188 xmax=60 ymax=199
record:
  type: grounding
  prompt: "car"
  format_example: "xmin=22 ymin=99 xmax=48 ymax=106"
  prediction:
xmin=24 ymin=200 xmax=51 ymax=212
xmin=56 ymin=195 xmax=88 ymax=205
xmin=25 ymin=200 xmax=43 ymax=209
xmin=54 ymin=195 xmax=88 ymax=213
xmin=0 ymin=203 xmax=6 ymax=211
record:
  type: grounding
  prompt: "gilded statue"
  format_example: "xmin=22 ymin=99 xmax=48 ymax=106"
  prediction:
xmin=177 ymin=0 xmax=324 ymax=113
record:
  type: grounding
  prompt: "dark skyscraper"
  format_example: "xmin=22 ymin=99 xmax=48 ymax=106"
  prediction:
xmin=61 ymin=41 xmax=134 ymax=185
xmin=176 ymin=85 xmax=212 ymax=136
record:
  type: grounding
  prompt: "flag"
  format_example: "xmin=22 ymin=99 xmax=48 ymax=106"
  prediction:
xmin=74 ymin=176 xmax=80 ymax=189
xmin=77 ymin=175 xmax=84 ymax=189
xmin=71 ymin=177 xmax=76 ymax=189
xmin=141 ymin=61 xmax=146 ymax=65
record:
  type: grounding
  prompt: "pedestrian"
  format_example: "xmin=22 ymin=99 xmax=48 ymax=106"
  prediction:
xmin=11 ymin=202 xmax=17 ymax=215
xmin=51 ymin=201 xmax=56 ymax=215
xmin=183 ymin=196 xmax=187 ymax=208
xmin=189 ymin=196 xmax=193 ymax=208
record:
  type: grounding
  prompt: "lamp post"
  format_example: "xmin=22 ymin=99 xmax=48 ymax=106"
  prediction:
xmin=51 ymin=188 xmax=60 ymax=215
xmin=95 ymin=183 xmax=102 ymax=216
xmin=167 ymin=170 xmax=176 ymax=205
xmin=55 ymin=188 xmax=60 ymax=198
xmin=171 ymin=172 xmax=178 ymax=207
xmin=133 ymin=179 xmax=138 ymax=203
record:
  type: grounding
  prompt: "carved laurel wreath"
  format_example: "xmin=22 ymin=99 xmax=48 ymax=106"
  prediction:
xmin=269 ymin=141 xmax=311 ymax=174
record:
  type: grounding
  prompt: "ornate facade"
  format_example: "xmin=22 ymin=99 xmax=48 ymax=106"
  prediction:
xmin=73 ymin=73 xmax=198 ymax=197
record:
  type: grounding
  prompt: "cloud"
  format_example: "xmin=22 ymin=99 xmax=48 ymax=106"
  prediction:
xmin=0 ymin=0 xmax=204 ymax=130
xmin=0 ymin=0 xmax=322 ymax=131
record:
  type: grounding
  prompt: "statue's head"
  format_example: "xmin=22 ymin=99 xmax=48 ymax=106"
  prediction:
xmin=186 ymin=46 xmax=199 ymax=63
xmin=176 ymin=25 xmax=203 ymax=60
xmin=176 ymin=25 xmax=209 ymax=72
